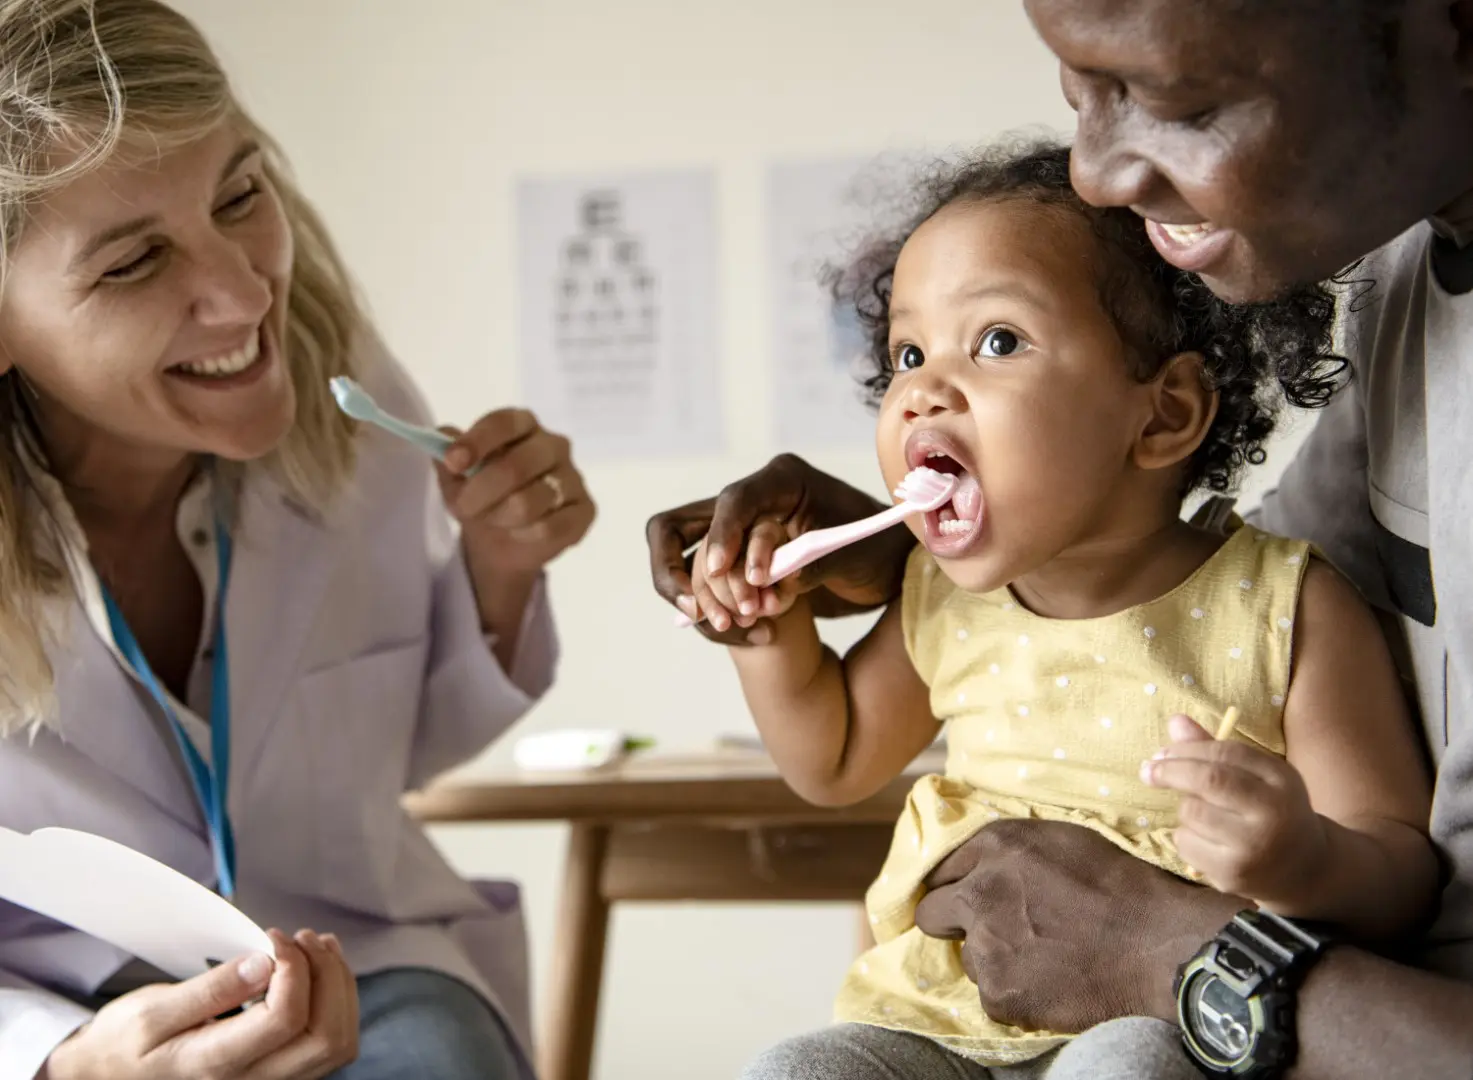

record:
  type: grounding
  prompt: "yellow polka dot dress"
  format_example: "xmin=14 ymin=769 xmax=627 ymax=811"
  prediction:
xmin=833 ymin=524 xmax=1311 ymax=1065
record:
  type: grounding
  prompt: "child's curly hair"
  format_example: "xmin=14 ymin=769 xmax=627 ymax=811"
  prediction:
xmin=830 ymin=139 xmax=1346 ymax=494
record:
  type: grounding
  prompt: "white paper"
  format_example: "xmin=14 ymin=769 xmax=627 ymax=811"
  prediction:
xmin=767 ymin=155 xmax=920 ymax=448
xmin=767 ymin=157 xmax=884 ymax=448
xmin=516 ymin=171 xmax=722 ymax=457
xmin=0 ymin=827 xmax=272 ymax=980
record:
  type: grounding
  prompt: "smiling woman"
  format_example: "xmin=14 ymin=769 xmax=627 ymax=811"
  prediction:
xmin=0 ymin=3 xmax=593 ymax=1079
xmin=0 ymin=1 xmax=359 ymax=731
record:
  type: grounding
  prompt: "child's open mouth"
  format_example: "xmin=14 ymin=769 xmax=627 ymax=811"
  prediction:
xmin=905 ymin=433 xmax=985 ymax=555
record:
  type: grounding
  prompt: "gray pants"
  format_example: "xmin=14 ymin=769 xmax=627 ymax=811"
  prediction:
xmin=741 ymin=1019 xmax=1199 ymax=1080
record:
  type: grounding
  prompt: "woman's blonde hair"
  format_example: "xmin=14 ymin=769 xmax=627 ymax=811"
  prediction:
xmin=0 ymin=0 xmax=362 ymax=733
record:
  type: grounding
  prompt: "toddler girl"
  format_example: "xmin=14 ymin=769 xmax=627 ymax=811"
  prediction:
xmin=685 ymin=141 xmax=1437 ymax=1075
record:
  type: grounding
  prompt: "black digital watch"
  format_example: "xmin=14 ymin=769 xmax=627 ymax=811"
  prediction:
xmin=1174 ymin=908 xmax=1330 ymax=1078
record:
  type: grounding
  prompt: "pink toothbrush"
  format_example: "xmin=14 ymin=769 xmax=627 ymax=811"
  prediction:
xmin=674 ymin=466 xmax=959 ymax=628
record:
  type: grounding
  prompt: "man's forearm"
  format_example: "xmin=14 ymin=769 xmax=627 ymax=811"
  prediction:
xmin=1138 ymin=882 xmax=1473 ymax=1079
xmin=1289 ymin=947 xmax=1473 ymax=1080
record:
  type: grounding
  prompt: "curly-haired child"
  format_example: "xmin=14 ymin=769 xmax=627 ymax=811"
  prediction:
xmin=684 ymin=141 xmax=1438 ymax=1079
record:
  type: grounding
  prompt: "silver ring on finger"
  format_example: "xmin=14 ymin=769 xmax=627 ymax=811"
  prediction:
xmin=543 ymin=471 xmax=566 ymax=511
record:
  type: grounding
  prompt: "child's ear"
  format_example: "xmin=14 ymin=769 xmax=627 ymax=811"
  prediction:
xmin=1133 ymin=351 xmax=1217 ymax=473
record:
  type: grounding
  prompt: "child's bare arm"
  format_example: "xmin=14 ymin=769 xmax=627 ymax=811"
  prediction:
xmin=1271 ymin=559 xmax=1438 ymax=936
xmin=729 ymin=598 xmax=939 ymax=807
xmin=1146 ymin=559 xmax=1437 ymax=941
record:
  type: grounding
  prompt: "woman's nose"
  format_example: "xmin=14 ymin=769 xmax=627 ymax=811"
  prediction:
xmin=189 ymin=240 xmax=273 ymax=328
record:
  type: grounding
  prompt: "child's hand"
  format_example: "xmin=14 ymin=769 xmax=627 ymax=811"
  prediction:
xmin=682 ymin=522 xmax=802 ymax=636
xmin=1141 ymin=714 xmax=1330 ymax=908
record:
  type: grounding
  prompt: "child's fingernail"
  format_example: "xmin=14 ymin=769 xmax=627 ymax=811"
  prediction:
xmin=446 ymin=447 xmax=474 ymax=473
xmin=747 ymin=563 xmax=767 ymax=587
xmin=1140 ymin=760 xmax=1157 ymax=784
xmin=706 ymin=544 xmax=726 ymax=575
xmin=1151 ymin=748 xmax=1169 ymax=761
xmin=739 ymin=599 xmax=757 ymax=616
xmin=675 ymin=595 xmax=696 ymax=617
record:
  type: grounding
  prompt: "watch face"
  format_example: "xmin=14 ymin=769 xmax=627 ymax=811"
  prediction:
xmin=1187 ymin=971 xmax=1254 ymax=1062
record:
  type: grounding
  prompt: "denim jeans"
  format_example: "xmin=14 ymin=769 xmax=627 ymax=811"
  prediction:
xmin=330 ymin=967 xmax=523 ymax=1080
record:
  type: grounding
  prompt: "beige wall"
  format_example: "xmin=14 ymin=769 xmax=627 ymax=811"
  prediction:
xmin=168 ymin=2 xmax=1314 ymax=1075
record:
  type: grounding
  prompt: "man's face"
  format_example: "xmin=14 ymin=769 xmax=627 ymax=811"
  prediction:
xmin=1026 ymin=0 xmax=1473 ymax=301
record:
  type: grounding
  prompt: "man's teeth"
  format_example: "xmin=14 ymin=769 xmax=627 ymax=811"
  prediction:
xmin=1160 ymin=222 xmax=1216 ymax=244
xmin=173 ymin=331 xmax=261 ymax=377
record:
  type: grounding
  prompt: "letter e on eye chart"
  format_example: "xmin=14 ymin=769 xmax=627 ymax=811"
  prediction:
xmin=516 ymin=170 xmax=722 ymax=458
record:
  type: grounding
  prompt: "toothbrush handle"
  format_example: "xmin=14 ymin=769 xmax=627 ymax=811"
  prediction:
xmin=672 ymin=501 xmax=912 ymax=628
xmin=372 ymin=413 xmax=455 ymax=460
xmin=765 ymin=502 xmax=911 ymax=583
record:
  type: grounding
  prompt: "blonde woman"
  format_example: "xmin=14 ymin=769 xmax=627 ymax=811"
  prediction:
xmin=0 ymin=2 xmax=595 ymax=1078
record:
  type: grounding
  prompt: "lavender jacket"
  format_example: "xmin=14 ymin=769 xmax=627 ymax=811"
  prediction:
xmin=0 ymin=336 xmax=555 ymax=1078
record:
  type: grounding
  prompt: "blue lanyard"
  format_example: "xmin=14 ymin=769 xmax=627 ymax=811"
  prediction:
xmin=101 ymin=518 xmax=236 ymax=901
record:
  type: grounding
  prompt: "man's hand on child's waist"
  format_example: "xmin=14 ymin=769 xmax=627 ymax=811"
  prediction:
xmin=912 ymin=818 xmax=1242 ymax=1034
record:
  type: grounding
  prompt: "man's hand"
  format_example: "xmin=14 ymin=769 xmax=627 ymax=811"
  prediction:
xmin=646 ymin=454 xmax=915 ymax=644
xmin=912 ymin=819 xmax=1242 ymax=1032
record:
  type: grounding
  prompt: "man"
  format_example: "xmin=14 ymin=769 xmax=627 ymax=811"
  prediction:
xmin=646 ymin=2 xmax=1473 ymax=1077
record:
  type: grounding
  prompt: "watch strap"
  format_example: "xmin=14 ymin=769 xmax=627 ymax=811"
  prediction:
xmin=1227 ymin=909 xmax=1329 ymax=991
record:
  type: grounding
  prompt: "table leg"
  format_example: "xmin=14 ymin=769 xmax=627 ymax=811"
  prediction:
xmin=539 ymin=824 xmax=611 ymax=1080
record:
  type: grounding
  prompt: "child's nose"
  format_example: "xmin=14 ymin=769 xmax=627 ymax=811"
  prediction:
xmin=901 ymin=371 xmax=966 ymax=421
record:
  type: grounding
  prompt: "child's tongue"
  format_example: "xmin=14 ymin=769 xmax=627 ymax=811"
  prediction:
xmin=950 ymin=471 xmax=983 ymax=523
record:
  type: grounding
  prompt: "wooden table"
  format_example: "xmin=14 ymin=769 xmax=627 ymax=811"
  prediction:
xmin=404 ymin=747 xmax=941 ymax=1080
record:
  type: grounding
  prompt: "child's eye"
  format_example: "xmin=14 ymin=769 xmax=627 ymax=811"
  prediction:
xmin=894 ymin=344 xmax=925 ymax=371
xmin=978 ymin=328 xmax=1023 ymax=358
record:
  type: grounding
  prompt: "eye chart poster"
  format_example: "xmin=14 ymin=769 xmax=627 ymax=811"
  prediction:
xmin=516 ymin=170 xmax=722 ymax=457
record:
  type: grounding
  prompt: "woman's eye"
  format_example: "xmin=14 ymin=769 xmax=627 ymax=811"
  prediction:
xmin=978 ymin=328 xmax=1022 ymax=358
xmin=101 ymin=246 xmax=163 ymax=283
xmin=895 ymin=344 xmax=924 ymax=371
xmin=216 ymin=182 xmax=261 ymax=220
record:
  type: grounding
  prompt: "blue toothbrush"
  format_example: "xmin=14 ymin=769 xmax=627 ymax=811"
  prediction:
xmin=329 ymin=376 xmax=457 ymax=462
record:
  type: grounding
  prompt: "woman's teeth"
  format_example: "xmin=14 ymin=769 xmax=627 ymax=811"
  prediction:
xmin=1160 ymin=221 xmax=1216 ymax=244
xmin=173 ymin=331 xmax=261 ymax=377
